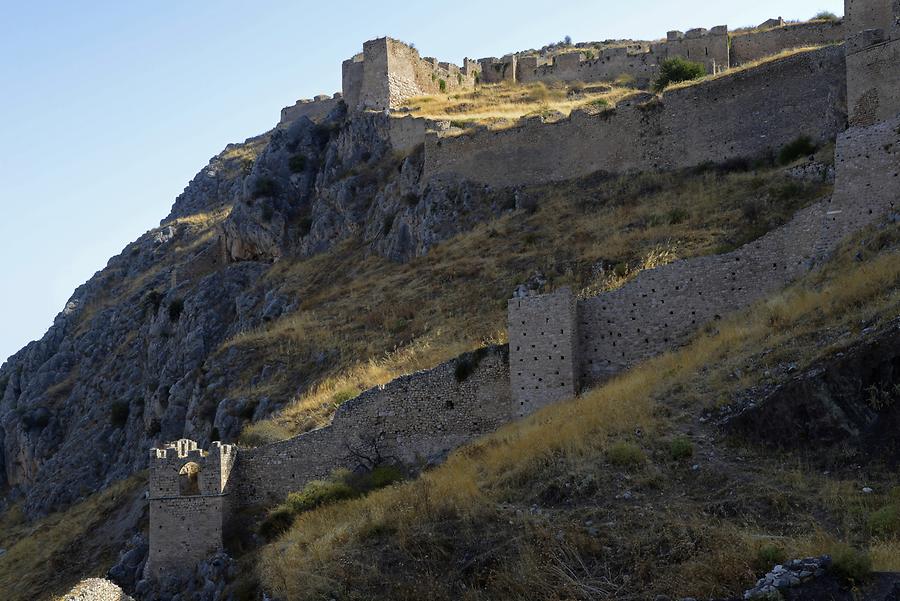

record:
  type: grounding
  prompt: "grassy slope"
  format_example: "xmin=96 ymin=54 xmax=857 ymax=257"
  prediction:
xmin=397 ymin=81 xmax=637 ymax=129
xmin=258 ymin=223 xmax=900 ymax=601
xmin=0 ymin=474 xmax=145 ymax=601
xmin=236 ymin=164 xmax=830 ymax=445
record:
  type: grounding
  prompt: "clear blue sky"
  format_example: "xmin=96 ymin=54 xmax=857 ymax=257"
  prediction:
xmin=0 ymin=0 xmax=843 ymax=364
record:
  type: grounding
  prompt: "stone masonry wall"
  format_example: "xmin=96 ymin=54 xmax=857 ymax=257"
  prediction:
xmin=146 ymin=440 xmax=235 ymax=579
xmin=845 ymin=0 xmax=900 ymax=126
xmin=423 ymin=45 xmax=847 ymax=189
xmin=508 ymin=289 xmax=579 ymax=417
xmin=730 ymin=20 xmax=845 ymax=65
xmin=513 ymin=27 xmax=728 ymax=89
xmin=228 ymin=346 xmax=510 ymax=508
xmin=279 ymin=94 xmax=342 ymax=126
xmin=147 ymin=496 xmax=226 ymax=579
xmin=507 ymin=113 xmax=900 ymax=398
xmin=344 ymin=38 xmax=477 ymax=111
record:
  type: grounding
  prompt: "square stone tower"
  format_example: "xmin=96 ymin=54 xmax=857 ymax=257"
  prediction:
xmin=508 ymin=287 xmax=579 ymax=417
xmin=145 ymin=439 xmax=236 ymax=580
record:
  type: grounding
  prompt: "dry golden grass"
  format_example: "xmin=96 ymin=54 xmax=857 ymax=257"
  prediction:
xmin=398 ymin=81 xmax=637 ymax=128
xmin=0 ymin=474 xmax=145 ymax=601
xmin=235 ymin=168 xmax=828 ymax=444
xmin=259 ymin=224 xmax=900 ymax=601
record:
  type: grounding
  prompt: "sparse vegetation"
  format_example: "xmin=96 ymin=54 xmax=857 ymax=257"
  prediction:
xmin=258 ymin=223 xmax=900 ymax=601
xmin=234 ymin=165 xmax=829 ymax=443
xmin=0 ymin=475 xmax=145 ymax=601
xmin=252 ymin=177 xmax=278 ymax=199
xmin=288 ymin=154 xmax=307 ymax=173
xmin=260 ymin=466 xmax=404 ymax=541
xmin=812 ymin=11 xmax=839 ymax=22
xmin=398 ymin=81 xmax=637 ymax=129
xmin=109 ymin=400 xmax=130 ymax=427
xmin=653 ymin=57 xmax=707 ymax=92
xmin=778 ymin=135 xmax=817 ymax=165
xmin=668 ymin=436 xmax=694 ymax=460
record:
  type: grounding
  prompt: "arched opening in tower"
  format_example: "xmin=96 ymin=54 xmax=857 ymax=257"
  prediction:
xmin=179 ymin=462 xmax=201 ymax=496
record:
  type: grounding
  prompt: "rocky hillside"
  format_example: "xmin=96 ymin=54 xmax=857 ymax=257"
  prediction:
xmin=0 ymin=99 xmax=829 ymax=524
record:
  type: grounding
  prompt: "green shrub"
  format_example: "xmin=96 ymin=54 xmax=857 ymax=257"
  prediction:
xmin=606 ymin=442 xmax=646 ymax=468
xmin=332 ymin=386 xmax=358 ymax=405
xmin=754 ymin=543 xmax=787 ymax=572
xmin=438 ymin=78 xmax=447 ymax=93
xmin=588 ymin=98 xmax=609 ymax=109
xmin=829 ymin=543 xmax=872 ymax=584
xmin=867 ymin=504 xmax=900 ymax=535
xmin=653 ymin=57 xmax=706 ymax=92
xmin=366 ymin=465 xmax=404 ymax=489
xmin=253 ymin=177 xmax=278 ymax=199
xmin=259 ymin=505 xmax=296 ymax=540
xmin=666 ymin=207 xmax=690 ymax=225
xmin=813 ymin=10 xmax=839 ymax=21
xmin=110 ymin=401 xmax=130 ymax=427
xmin=668 ymin=436 xmax=694 ymax=460
xmin=286 ymin=479 xmax=358 ymax=514
xmin=778 ymin=136 xmax=817 ymax=165
xmin=288 ymin=154 xmax=306 ymax=173
xmin=168 ymin=298 xmax=184 ymax=322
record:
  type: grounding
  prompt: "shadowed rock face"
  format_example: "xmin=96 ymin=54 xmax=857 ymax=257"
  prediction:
xmin=726 ymin=320 xmax=900 ymax=465
xmin=0 ymin=103 xmax=514 ymax=519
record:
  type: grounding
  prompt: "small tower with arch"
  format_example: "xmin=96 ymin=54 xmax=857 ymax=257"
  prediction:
xmin=145 ymin=439 xmax=236 ymax=579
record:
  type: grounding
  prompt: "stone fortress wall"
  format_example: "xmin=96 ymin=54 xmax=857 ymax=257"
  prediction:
xmin=227 ymin=347 xmax=510 ymax=508
xmin=146 ymin=440 xmax=235 ymax=578
xmin=511 ymin=26 xmax=730 ymax=89
xmin=148 ymin=0 xmax=900 ymax=579
xmin=342 ymin=37 xmax=478 ymax=111
xmin=422 ymin=45 xmax=847 ymax=188
xmin=278 ymin=93 xmax=343 ymax=127
xmin=730 ymin=19 xmax=845 ymax=65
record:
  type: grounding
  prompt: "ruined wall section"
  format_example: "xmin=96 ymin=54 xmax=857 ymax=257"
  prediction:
xmin=845 ymin=0 xmax=900 ymax=125
xmin=657 ymin=27 xmax=730 ymax=73
xmin=508 ymin=289 xmax=578 ymax=417
xmin=515 ymin=27 xmax=727 ymax=89
xmin=344 ymin=38 xmax=478 ymax=111
xmin=577 ymin=110 xmax=899 ymax=385
xmin=423 ymin=46 xmax=847 ymax=189
xmin=730 ymin=20 xmax=845 ymax=64
xmin=279 ymin=94 xmax=342 ymax=126
xmin=229 ymin=347 xmax=510 ymax=508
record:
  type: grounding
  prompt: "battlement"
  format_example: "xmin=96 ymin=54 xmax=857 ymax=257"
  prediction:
xmin=278 ymin=93 xmax=342 ymax=126
xmin=149 ymin=439 xmax=235 ymax=498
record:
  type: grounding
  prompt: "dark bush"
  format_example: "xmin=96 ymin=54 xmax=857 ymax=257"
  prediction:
xmin=867 ymin=503 xmax=900 ymax=535
xmin=288 ymin=154 xmax=306 ymax=173
xmin=259 ymin=505 xmax=295 ymax=540
xmin=754 ymin=544 xmax=787 ymax=572
xmin=668 ymin=436 xmax=694 ymax=460
xmin=829 ymin=543 xmax=872 ymax=584
xmin=455 ymin=356 xmax=476 ymax=382
xmin=261 ymin=202 xmax=275 ymax=223
xmin=438 ymin=78 xmax=447 ymax=93
xmin=168 ymin=298 xmax=184 ymax=322
xmin=778 ymin=135 xmax=817 ymax=165
xmin=653 ymin=57 xmax=706 ymax=92
xmin=252 ymin=177 xmax=278 ymax=199
xmin=110 ymin=401 xmax=130 ymax=427
xmin=143 ymin=290 xmax=164 ymax=315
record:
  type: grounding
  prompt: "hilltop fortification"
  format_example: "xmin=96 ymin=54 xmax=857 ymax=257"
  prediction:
xmin=143 ymin=0 xmax=900 ymax=580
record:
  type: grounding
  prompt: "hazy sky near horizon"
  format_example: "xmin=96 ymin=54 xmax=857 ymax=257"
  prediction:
xmin=0 ymin=0 xmax=844 ymax=364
